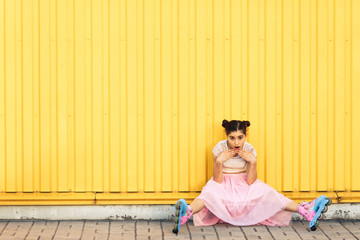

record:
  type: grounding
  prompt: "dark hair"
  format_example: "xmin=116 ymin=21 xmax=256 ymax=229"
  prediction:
xmin=222 ymin=119 xmax=250 ymax=135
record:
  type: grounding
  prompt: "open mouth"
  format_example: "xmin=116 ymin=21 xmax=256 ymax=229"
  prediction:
xmin=234 ymin=146 xmax=240 ymax=150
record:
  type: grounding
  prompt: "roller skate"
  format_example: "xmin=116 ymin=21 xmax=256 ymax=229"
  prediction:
xmin=298 ymin=195 xmax=332 ymax=231
xmin=172 ymin=199 xmax=193 ymax=235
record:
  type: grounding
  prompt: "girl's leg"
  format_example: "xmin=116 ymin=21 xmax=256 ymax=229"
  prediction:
xmin=285 ymin=201 xmax=299 ymax=212
xmin=190 ymin=198 xmax=205 ymax=214
xmin=173 ymin=198 xmax=205 ymax=234
xmin=294 ymin=195 xmax=332 ymax=231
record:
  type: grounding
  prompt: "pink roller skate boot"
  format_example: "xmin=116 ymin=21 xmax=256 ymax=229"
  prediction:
xmin=173 ymin=199 xmax=193 ymax=235
xmin=298 ymin=195 xmax=332 ymax=231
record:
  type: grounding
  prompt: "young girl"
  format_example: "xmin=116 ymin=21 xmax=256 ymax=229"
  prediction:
xmin=173 ymin=120 xmax=331 ymax=234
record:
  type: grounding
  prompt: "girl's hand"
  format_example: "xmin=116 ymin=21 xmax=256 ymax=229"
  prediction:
xmin=216 ymin=149 xmax=236 ymax=164
xmin=238 ymin=148 xmax=257 ymax=164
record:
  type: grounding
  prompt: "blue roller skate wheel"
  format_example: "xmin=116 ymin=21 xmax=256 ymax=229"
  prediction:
xmin=173 ymin=199 xmax=188 ymax=234
xmin=309 ymin=195 xmax=332 ymax=231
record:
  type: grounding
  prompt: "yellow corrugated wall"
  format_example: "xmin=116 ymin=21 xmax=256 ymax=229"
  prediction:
xmin=0 ymin=0 xmax=360 ymax=205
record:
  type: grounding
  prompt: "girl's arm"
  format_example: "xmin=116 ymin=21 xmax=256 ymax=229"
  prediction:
xmin=212 ymin=154 xmax=223 ymax=183
xmin=213 ymin=150 xmax=235 ymax=184
xmin=238 ymin=149 xmax=257 ymax=185
xmin=246 ymin=160 xmax=257 ymax=185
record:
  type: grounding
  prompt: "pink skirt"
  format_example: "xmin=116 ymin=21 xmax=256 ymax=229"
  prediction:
xmin=193 ymin=173 xmax=293 ymax=227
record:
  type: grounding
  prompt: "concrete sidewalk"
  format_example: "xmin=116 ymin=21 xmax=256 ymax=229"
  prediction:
xmin=0 ymin=220 xmax=359 ymax=240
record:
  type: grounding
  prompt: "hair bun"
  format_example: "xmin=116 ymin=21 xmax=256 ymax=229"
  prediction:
xmin=243 ymin=121 xmax=251 ymax=127
xmin=222 ymin=119 xmax=229 ymax=128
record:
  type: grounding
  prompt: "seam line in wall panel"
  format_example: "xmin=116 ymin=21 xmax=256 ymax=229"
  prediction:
xmin=32 ymin=0 xmax=35 ymax=191
xmin=136 ymin=0 xmax=139 ymax=192
xmin=264 ymin=0 xmax=267 ymax=183
xmin=229 ymin=0 xmax=232 ymax=119
xmin=345 ymin=0 xmax=349 ymax=191
xmin=49 ymin=0 xmax=52 ymax=192
xmin=73 ymin=0 xmax=76 ymax=192
xmin=118 ymin=0 xmax=121 ymax=192
xmin=246 ymin=0 xmax=252 ymax=121
xmin=315 ymin=0 xmax=318 ymax=190
xmin=102 ymin=0 xmax=105 ymax=193
xmin=309 ymin=0 xmax=311 ymax=190
xmin=56 ymin=0 xmax=59 ymax=193
xmin=298 ymin=0 xmax=301 ymax=191
xmin=91 ymin=0 xmax=94 ymax=191
xmin=343 ymin=0 xmax=345 ymax=191
xmin=84 ymin=0 xmax=87 ymax=192
xmin=257 ymin=0 xmax=260 ymax=181
xmin=211 ymin=0 xmax=214 ymax=168
xmin=316 ymin=0 xmax=319 ymax=190
xmin=38 ymin=0 xmax=41 ymax=192
xmin=170 ymin=0 xmax=173 ymax=192
xmin=188 ymin=0 xmax=191 ymax=191
xmin=21 ymin=0 xmax=24 ymax=192
xmin=3 ymin=0 xmax=6 ymax=192
xmin=153 ymin=0 xmax=156 ymax=192
xmin=349 ymin=0 xmax=352 ymax=190
xmin=326 ymin=0 xmax=329 ymax=191
xmin=275 ymin=0 xmax=278 ymax=189
xmin=291 ymin=0 xmax=294 ymax=192
xmin=160 ymin=0 xmax=163 ymax=191
xmin=281 ymin=0 xmax=284 ymax=192
xmin=332 ymin=0 xmax=335 ymax=191
xmin=194 ymin=0 xmax=197 ymax=191
xmin=15 ymin=0 xmax=18 ymax=192
xmin=143 ymin=0 xmax=146 ymax=192
xmin=344 ymin=0 xmax=347 ymax=191
xmin=247 ymin=0 xmax=249 ymax=122
xmin=125 ymin=0 xmax=129 ymax=192
xmin=176 ymin=0 xmax=179 ymax=192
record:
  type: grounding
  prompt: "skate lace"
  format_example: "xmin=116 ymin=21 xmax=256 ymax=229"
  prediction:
xmin=300 ymin=200 xmax=315 ymax=210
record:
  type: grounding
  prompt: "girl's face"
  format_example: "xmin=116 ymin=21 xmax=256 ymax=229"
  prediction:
xmin=227 ymin=130 xmax=246 ymax=153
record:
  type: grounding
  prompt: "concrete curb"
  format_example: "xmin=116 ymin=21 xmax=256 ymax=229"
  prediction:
xmin=0 ymin=203 xmax=359 ymax=221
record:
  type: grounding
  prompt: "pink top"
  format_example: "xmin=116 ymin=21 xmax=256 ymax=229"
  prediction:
xmin=212 ymin=140 xmax=257 ymax=173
